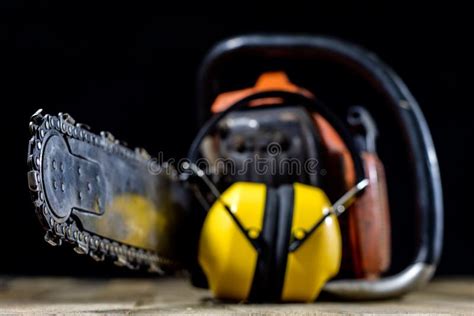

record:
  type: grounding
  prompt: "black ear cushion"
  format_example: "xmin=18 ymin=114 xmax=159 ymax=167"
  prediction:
xmin=249 ymin=187 xmax=278 ymax=302
xmin=272 ymin=184 xmax=295 ymax=301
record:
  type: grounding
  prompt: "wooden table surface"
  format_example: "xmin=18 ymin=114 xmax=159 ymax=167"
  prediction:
xmin=0 ymin=277 xmax=472 ymax=315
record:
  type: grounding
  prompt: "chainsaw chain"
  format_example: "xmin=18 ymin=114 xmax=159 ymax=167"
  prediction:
xmin=27 ymin=110 xmax=178 ymax=273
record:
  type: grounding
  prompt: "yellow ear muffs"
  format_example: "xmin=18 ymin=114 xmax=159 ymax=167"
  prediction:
xmin=198 ymin=181 xmax=341 ymax=302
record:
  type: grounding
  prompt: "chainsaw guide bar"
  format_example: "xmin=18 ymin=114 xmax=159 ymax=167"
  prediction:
xmin=27 ymin=110 xmax=187 ymax=273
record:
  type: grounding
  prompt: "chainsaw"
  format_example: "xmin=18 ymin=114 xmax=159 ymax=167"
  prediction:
xmin=26 ymin=35 xmax=443 ymax=301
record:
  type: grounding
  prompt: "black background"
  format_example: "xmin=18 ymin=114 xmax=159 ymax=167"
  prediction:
xmin=0 ymin=7 xmax=471 ymax=277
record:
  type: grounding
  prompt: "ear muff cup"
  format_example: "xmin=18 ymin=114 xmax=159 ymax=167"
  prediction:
xmin=197 ymin=182 xmax=269 ymax=300
xmin=282 ymin=183 xmax=342 ymax=301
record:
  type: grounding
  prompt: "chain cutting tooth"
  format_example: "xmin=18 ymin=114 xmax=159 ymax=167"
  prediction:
xmin=76 ymin=122 xmax=91 ymax=130
xmin=44 ymin=230 xmax=62 ymax=246
xmin=59 ymin=112 xmax=75 ymax=124
xmin=27 ymin=171 xmax=40 ymax=192
xmin=29 ymin=121 xmax=37 ymax=133
xmin=73 ymin=243 xmax=88 ymax=255
xmin=100 ymin=131 xmax=115 ymax=143
xmin=114 ymin=255 xmax=129 ymax=267
xmin=135 ymin=147 xmax=151 ymax=160
xmin=148 ymin=262 xmax=165 ymax=274
xmin=73 ymin=232 xmax=89 ymax=255
xmin=30 ymin=109 xmax=44 ymax=123
xmin=90 ymin=250 xmax=105 ymax=262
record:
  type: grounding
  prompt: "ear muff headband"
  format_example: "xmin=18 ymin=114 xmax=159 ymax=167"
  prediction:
xmin=273 ymin=185 xmax=295 ymax=300
xmin=187 ymin=90 xmax=366 ymax=186
xmin=248 ymin=187 xmax=279 ymax=302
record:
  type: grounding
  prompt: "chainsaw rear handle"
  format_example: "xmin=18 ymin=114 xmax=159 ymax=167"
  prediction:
xmin=197 ymin=35 xmax=443 ymax=300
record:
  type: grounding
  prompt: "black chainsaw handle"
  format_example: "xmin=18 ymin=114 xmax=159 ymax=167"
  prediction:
xmin=196 ymin=35 xmax=443 ymax=299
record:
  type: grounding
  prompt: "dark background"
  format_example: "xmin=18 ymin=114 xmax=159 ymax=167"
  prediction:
xmin=0 ymin=7 xmax=470 ymax=277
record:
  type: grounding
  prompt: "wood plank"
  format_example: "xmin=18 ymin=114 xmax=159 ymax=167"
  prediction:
xmin=0 ymin=277 xmax=472 ymax=314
